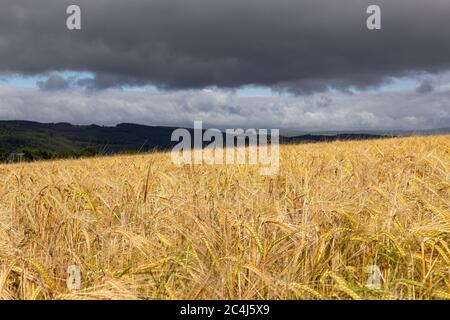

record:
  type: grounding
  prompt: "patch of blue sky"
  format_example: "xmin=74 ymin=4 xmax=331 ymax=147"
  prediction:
xmin=376 ymin=77 xmax=419 ymax=93
xmin=0 ymin=71 xmax=94 ymax=88
xmin=1 ymin=72 xmax=447 ymax=95
xmin=122 ymin=84 xmax=158 ymax=92
xmin=235 ymin=85 xmax=274 ymax=97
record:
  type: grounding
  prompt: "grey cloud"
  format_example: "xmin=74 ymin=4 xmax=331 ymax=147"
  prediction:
xmin=0 ymin=0 xmax=450 ymax=93
xmin=37 ymin=74 xmax=72 ymax=91
xmin=0 ymin=83 xmax=449 ymax=131
xmin=416 ymin=80 xmax=434 ymax=94
xmin=316 ymin=96 xmax=333 ymax=109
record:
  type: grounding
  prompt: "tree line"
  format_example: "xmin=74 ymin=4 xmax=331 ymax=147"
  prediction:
xmin=0 ymin=147 xmax=99 ymax=163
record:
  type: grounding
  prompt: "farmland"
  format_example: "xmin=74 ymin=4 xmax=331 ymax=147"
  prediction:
xmin=0 ymin=135 xmax=449 ymax=300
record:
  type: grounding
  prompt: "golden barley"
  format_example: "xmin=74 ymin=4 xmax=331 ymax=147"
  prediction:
xmin=0 ymin=135 xmax=448 ymax=300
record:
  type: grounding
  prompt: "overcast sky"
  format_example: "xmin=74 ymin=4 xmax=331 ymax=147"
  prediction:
xmin=0 ymin=0 xmax=449 ymax=131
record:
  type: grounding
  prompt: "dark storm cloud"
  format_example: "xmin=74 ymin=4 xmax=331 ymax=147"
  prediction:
xmin=1 ymin=0 xmax=450 ymax=92
xmin=37 ymin=74 xmax=72 ymax=91
xmin=416 ymin=80 xmax=434 ymax=94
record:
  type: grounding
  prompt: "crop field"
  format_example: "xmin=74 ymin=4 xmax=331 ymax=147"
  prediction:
xmin=0 ymin=135 xmax=449 ymax=300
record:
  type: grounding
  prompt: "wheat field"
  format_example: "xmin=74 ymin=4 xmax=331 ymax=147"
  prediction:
xmin=0 ymin=136 xmax=449 ymax=300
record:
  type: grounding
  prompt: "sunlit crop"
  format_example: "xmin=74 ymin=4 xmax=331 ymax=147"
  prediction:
xmin=0 ymin=136 xmax=449 ymax=300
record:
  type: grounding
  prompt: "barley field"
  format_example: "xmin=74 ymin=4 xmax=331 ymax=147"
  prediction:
xmin=0 ymin=136 xmax=449 ymax=300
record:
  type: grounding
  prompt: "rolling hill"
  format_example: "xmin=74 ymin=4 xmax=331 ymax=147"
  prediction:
xmin=0 ymin=120 xmax=397 ymax=156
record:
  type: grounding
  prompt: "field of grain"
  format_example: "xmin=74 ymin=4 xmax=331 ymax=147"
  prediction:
xmin=0 ymin=136 xmax=449 ymax=300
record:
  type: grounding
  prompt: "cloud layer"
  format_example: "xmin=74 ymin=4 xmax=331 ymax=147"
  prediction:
xmin=1 ymin=83 xmax=449 ymax=131
xmin=1 ymin=0 xmax=450 ymax=92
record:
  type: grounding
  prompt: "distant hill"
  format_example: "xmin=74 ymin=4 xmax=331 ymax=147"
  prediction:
xmin=284 ymin=127 xmax=450 ymax=137
xmin=2 ymin=120 xmax=447 ymax=158
xmin=0 ymin=121 xmax=182 ymax=154
xmin=287 ymin=133 xmax=387 ymax=143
